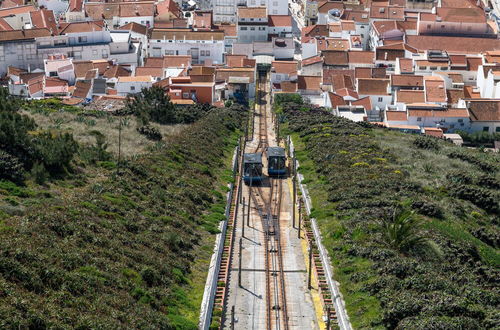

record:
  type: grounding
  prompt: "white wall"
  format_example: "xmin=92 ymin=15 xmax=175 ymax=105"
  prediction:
xmin=116 ymin=81 xmax=153 ymax=96
xmin=470 ymin=121 xmax=500 ymax=133
xmin=148 ymin=39 xmax=224 ymax=64
xmin=38 ymin=0 xmax=69 ymax=15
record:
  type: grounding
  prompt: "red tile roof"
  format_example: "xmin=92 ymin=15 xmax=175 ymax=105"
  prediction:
xmin=425 ymin=78 xmax=447 ymax=103
xmin=297 ymin=75 xmax=321 ymax=90
xmin=268 ymin=15 xmax=291 ymax=27
xmin=386 ymin=110 xmax=408 ymax=121
xmin=397 ymin=90 xmax=425 ymax=104
xmin=468 ymin=100 xmax=500 ymax=121
xmin=357 ymin=78 xmax=390 ymax=95
xmin=272 ymin=61 xmax=297 ymax=75
xmin=406 ymin=35 xmax=500 ymax=54
xmin=59 ymin=20 xmax=104 ymax=34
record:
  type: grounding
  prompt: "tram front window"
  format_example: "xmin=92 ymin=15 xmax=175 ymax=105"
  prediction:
xmin=244 ymin=164 xmax=262 ymax=177
xmin=269 ymin=157 xmax=285 ymax=170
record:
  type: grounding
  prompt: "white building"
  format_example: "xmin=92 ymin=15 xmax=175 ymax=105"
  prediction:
xmin=246 ymin=0 xmax=287 ymax=15
xmin=237 ymin=7 xmax=268 ymax=43
xmin=148 ymin=29 xmax=225 ymax=64
xmin=116 ymin=76 xmax=154 ymax=96
xmin=38 ymin=0 xmax=69 ymax=16
xmin=36 ymin=31 xmax=141 ymax=71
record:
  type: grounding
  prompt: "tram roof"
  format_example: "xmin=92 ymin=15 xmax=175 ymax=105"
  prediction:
xmin=267 ymin=147 xmax=285 ymax=157
xmin=244 ymin=152 xmax=262 ymax=163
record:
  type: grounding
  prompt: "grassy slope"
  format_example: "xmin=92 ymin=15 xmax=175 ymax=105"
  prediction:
xmin=283 ymin=109 xmax=499 ymax=329
xmin=0 ymin=106 xmax=245 ymax=328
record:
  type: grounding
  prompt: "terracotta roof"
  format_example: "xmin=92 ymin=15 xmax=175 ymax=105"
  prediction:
xmin=398 ymin=58 xmax=414 ymax=73
xmin=329 ymin=92 xmax=346 ymax=107
xmin=297 ymin=75 xmax=321 ymax=90
xmin=357 ymin=78 xmax=390 ymax=95
xmin=397 ymin=90 xmax=425 ymax=103
xmin=468 ymin=100 xmax=500 ymax=121
xmin=351 ymin=96 xmax=372 ymax=110
xmin=369 ymin=5 xmax=404 ymax=20
xmin=268 ymin=15 xmax=291 ymax=27
xmin=85 ymin=2 xmax=155 ymax=20
xmin=0 ymin=28 xmax=50 ymax=41
xmin=0 ymin=4 xmax=35 ymax=17
xmin=215 ymin=24 xmax=236 ymax=37
xmin=28 ymin=75 xmax=44 ymax=95
xmin=386 ymin=110 xmax=407 ymax=121
xmin=30 ymin=9 xmax=58 ymax=35
xmin=118 ymin=76 xmax=152 ymax=83
xmin=371 ymin=20 xmax=402 ymax=37
xmin=466 ymin=57 xmax=482 ymax=71
xmin=279 ymin=81 xmax=298 ymax=93
xmin=163 ymin=55 xmax=191 ymax=68
xmin=193 ymin=11 xmax=212 ymax=29
xmin=420 ymin=7 xmax=486 ymax=24
xmin=425 ymin=78 xmax=447 ymax=103
xmin=69 ymin=0 xmax=83 ymax=12
xmin=272 ymin=61 xmax=297 ymax=75
xmin=391 ymin=74 xmax=423 ymax=88
xmin=7 ymin=65 xmax=26 ymax=77
xmin=447 ymin=88 xmax=465 ymax=105
xmin=323 ymin=69 xmax=355 ymax=90
xmin=158 ymin=0 xmax=182 ymax=17
xmin=347 ymin=51 xmax=374 ymax=64
xmin=440 ymin=0 xmax=479 ymax=8
xmin=238 ymin=7 xmax=267 ymax=19
xmin=406 ymin=35 xmax=500 ymax=54
xmin=59 ymin=21 xmax=105 ymax=34
xmin=323 ymin=50 xmax=348 ymax=66
xmin=337 ymin=88 xmax=358 ymax=99
xmin=135 ymin=67 xmax=163 ymax=77
xmin=302 ymin=56 xmax=323 ymax=66
xmin=150 ymin=29 xmax=225 ymax=41
xmin=0 ymin=0 xmax=24 ymax=9
xmin=103 ymin=65 xmax=131 ymax=78
xmin=408 ymin=108 xmax=469 ymax=118
xmin=119 ymin=22 xmax=148 ymax=35
xmin=464 ymin=86 xmax=481 ymax=99
xmin=342 ymin=10 xmax=369 ymax=23
xmin=0 ymin=17 xmax=12 ymax=31
xmin=44 ymin=77 xmax=68 ymax=93
xmin=73 ymin=80 xmax=92 ymax=98
xmin=315 ymin=38 xmax=350 ymax=51
xmin=318 ymin=1 xmax=343 ymax=14
xmin=302 ymin=24 xmax=329 ymax=39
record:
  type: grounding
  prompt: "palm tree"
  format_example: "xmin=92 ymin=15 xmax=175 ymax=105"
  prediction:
xmin=381 ymin=208 xmax=427 ymax=253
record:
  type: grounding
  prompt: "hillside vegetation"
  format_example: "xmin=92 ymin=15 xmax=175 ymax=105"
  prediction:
xmin=0 ymin=88 xmax=247 ymax=328
xmin=278 ymin=102 xmax=499 ymax=329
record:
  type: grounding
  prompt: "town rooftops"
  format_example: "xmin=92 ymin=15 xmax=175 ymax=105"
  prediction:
xmin=318 ymin=1 xmax=343 ymax=14
xmin=119 ymin=22 xmax=148 ymax=35
xmin=272 ymin=61 xmax=297 ymax=75
xmin=357 ymin=78 xmax=390 ymax=95
xmin=30 ymin=9 xmax=58 ymax=35
xmin=0 ymin=28 xmax=51 ymax=42
xmin=150 ymin=29 xmax=225 ymax=40
xmin=424 ymin=77 xmax=447 ymax=103
xmin=85 ymin=2 xmax=155 ymax=20
xmin=391 ymin=74 xmax=424 ymax=88
xmin=268 ymin=15 xmax=292 ymax=27
xmin=406 ymin=35 xmax=500 ymax=54
xmin=420 ymin=7 xmax=486 ymax=24
xmin=369 ymin=5 xmax=404 ymax=20
xmin=467 ymin=100 xmax=500 ymax=121
xmin=238 ymin=7 xmax=267 ymax=19
xmin=118 ymin=76 xmax=153 ymax=83
xmin=397 ymin=90 xmax=425 ymax=104
xmin=0 ymin=4 xmax=36 ymax=17
xmin=59 ymin=21 xmax=105 ymax=34
xmin=386 ymin=110 xmax=408 ymax=121
xmin=297 ymin=75 xmax=322 ymax=91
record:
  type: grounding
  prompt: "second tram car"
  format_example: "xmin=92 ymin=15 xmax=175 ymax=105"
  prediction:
xmin=243 ymin=153 xmax=263 ymax=184
xmin=267 ymin=147 xmax=286 ymax=176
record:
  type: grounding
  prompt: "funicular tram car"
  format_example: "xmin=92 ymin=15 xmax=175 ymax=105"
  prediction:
xmin=243 ymin=153 xmax=263 ymax=184
xmin=267 ymin=147 xmax=286 ymax=176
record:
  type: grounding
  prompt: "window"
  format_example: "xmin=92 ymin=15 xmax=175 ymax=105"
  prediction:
xmin=78 ymin=36 xmax=87 ymax=43
xmin=378 ymin=97 xmax=383 ymax=102
xmin=483 ymin=126 xmax=489 ymax=132
xmin=73 ymin=51 xmax=82 ymax=59
xmin=26 ymin=54 xmax=33 ymax=60
xmin=102 ymin=50 xmax=108 ymax=58
xmin=419 ymin=66 xmax=426 ymax=70
xmin=183 ymin=92 xmax=189 ymax=98
xmin=130 ymin=86 xmax=135 ymax=91
xmin=458 ymin=119 xmax=463 ymax=123
xmin=200 ymin=50 xmax=205 ymax=56
xmin=93 ymin=49 xmax=98 ymax=55
xmin=427 ymin=24 xmax=431 ymax=29
xmin=361 ymin=34 xmax=364 ymax=38
xmin=441 ymin=24 xmax=445 ymax=29
xmin=241 ymin=27 xmax=247 ymax=30
xmin=361 ymin=25 xmax=365 ymax=29
xmin=54 ymin=39 xmax=66 ymax=46
xmin=449 ymin=124 xmax=455 ymax=129
xmin=496 ymin=127 xmax=500 ymax=132
xmin=429 ymin=66 xmax=437 ymax=70
xmin=49 ymin=71 xmax=57 ymax=77
xmin=417 ymin=117 xmax=422 ymax=122
xmin=250 ymin=27 xmax=255 ymax=31
xmin=205 ymin=50 xmax=210 ymax=56
xmin=259 ymin=27 xmax=265 ymax=31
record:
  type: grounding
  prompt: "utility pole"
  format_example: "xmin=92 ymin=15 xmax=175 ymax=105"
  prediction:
xmin=308 ymin=242 xmax=313 ymax=290
xmin=238 ymin=238 xmax=242 ymax=287
xmin=298 ymin=198 xmax=302 ymax=239
xmin=231 ymin=306 xmax=235 ymax=330
xmin=292 ymin=175 xmax=296 ymax=228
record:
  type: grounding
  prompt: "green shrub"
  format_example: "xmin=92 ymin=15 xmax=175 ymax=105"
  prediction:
xmin=137 ymin=125 xmax=162 ymax=141
xmin=413 ymin=136 xmax=440 ymax=150
xmin=0 ymin=150 xmax=25 ymax=184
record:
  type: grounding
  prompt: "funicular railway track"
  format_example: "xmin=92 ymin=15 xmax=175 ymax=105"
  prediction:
xmin=249 ymin=73 xmax=289 ymax=330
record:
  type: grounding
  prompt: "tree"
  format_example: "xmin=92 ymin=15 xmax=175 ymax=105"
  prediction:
xmin=381 ymin=209 xmax=427 ymax=253
xmin=125 ymin=86 xmax=176 ymax=125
